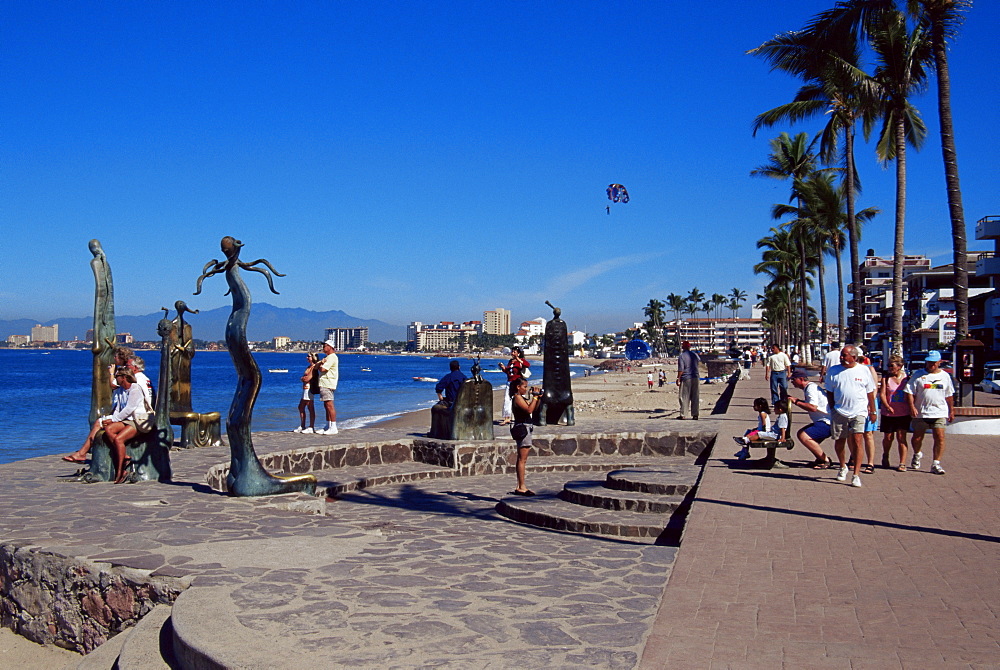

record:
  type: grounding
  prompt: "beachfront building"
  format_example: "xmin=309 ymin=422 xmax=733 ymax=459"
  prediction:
xmin=407 ymin=321 xmax=481 ymax=352
xmin=483 ymin=308 xmax=511 ymax=335
xmin=514 ymin=318 xmax=546 ymax=343
xmin=847 ymin=250 xmax=931 ymax=346
xmin=6 ymin=334 xmax=30 ymax=347
xmin=30 ymin=324 xmax=58 ymax=343
xmin=972 ymin=215 xmax=1000 ymax=352
xmin=664 ymin=317 xmax=765 ymax=352
xmin=902 ymin=259 xmax=994 ymax=353
xmin=324 ymin=327 xmax=369 ymax=351
xmin=272 ymin=336 xmax=291 ymax=350
xmin=116 ymin=333 xmax=133 ymax=345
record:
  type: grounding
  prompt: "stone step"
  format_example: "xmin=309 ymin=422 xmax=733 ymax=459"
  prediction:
xmin=116 ymin=604 xmax=175 ymax=669
xmin=604 ymin=465 xmax=702 ymax=495
xmin=496 ymin=490 xmax=686 ymax=545
xmin=559 ymin=479 xmax=686 ymax=514
xmin=75 ymin=631 xmax=128 ymax=669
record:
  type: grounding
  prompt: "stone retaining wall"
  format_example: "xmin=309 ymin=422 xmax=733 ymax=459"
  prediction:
xmin=0 ymin=542 xmax=186 ymax=653
xmin=206 ymin=431 xmax=716 ymax=492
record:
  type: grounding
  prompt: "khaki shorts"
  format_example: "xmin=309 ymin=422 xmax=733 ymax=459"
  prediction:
xmin=319 ymin=387 xmax=335 ymax=402
xmin=911 ymin=416 xmax=947 ymax=433
xmin=830 ymin=412 xmax=866 ymax=440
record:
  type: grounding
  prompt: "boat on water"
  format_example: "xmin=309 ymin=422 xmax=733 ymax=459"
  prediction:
xmin=360 ymin=367 xmax=372 ymax=372
xmin=268 ymin=368 xmax=289 ymax=373
xmin=412 ymin=376 xmax=438 ymax=382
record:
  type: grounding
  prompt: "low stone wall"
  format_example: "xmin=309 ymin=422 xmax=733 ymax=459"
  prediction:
xmin=0 ymin=543 xmax=185 ymax=653
xmin=206 ymin=431 xmax=716 ymax=493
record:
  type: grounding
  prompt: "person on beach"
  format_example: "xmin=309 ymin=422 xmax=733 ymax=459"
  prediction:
xmin=765 ymin=343 xmax=792 ymax=404
xmin=789 ymin=370 xmax=832 ymax=469
xmin=316 ymin=340 xmax=339 ymax=435
xmin=676 ymin=341 xmax=700 ymax=420
xmin=906 ymin=350 xmax=954 ymax=474
xmin=102 ymin=367 xmax=155 ymax=483
xmin=733 ymin=398 xmax=788 ymax=459
xmin=435 ymin=360 xmax=467 ymax=407
xmin=498 ymin=346 xmax=530 ymax=425
xmin=658 ymin=369 xmax=666 ymax=387
xmin=293 ymin=352 xmax=321 ymax=434
xmin=879 ymin=354 xmax=910 ymax=471
xmin=826 ymin=345 xmax=877 ymax=488
xmin=509 ymin=377 xmax=542 ymax=496
xmin=647 ymin=371 xmax=654 ymax=390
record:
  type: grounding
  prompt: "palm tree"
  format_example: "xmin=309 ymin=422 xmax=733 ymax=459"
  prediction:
xmin=755 ymin=227 xmax=804 ymax=347
xmin=751 ymin=131 xmax=821 ymax=360
xmin=728 ymin=297 xmax=742 ymax=320
xmin=643 ymin=298 xmax=667 ymax=354
xmin=711 ymin=293 xmax=728 ymax=320
xmin=750 ymin=24 xmax=882 ymax=345
xmin=729 ymin=288 xmax=748 ymax=317
xmin=666 ymin=293 xmax=687 ymax=345
xmin=806 ymin=0 xmax=973 ymax=340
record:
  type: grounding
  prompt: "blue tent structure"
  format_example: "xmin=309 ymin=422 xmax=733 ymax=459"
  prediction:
xmin=624 ymin=339 xmax=653 ymax=361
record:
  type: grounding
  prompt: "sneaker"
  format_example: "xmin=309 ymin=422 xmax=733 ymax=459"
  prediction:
xmin=735 ymin=447 xmax=750 ymax=460
xmin=931 ymin=462 xmax=945 ymax=475
xmin=732 ymin=436 xmax=746 ymax=448
xmin=301 ymin=427 xmax=314 ymax=434
xmin=292 ymin=426 xmax=303 ymax=433
xmin=836 ymin=466 xmax=849 ymax=482
xmin=911 ymin=451 xmax=923 ymax=470
xmin=325 ymin=426 xmax=339 ymax=435
xmin=851 ymin=474 xmax=862 ymax=488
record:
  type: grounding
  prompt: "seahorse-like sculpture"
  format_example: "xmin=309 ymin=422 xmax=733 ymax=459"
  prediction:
xmin=537 ymin=300 xmax=575 ymax=426
xmin=88 ymin=240 xmax=116 ymax=426
xmin=195 ymin=236 xmax=317 ymax=496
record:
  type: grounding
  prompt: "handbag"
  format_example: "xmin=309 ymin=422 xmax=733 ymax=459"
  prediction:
xmin=510 ymin=423 xmax=530 ymax=442
xmin=134 ymin=395 xmax=156 ymax=433
xmin=521 ymin=367 xmax=532 ymax=379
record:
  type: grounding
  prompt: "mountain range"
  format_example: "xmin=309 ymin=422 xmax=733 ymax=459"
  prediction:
xmin=1 ymin=303 xmax=405 ymax=343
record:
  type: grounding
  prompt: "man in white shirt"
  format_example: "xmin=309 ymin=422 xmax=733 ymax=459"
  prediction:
xmin=765 ymin=344 xmax=792 ymax=405
xmin=825 ymin=345 xmax=877 ymax=488
xmin=789 ymin=370 xmax=832 ymax=468
xmin=316 ymin=340 xmax=340 ymax=435
xmin=819 ymin=341 xmax=841 ymax=383
xmin=905 ymin=350 xmax=954 ymax=474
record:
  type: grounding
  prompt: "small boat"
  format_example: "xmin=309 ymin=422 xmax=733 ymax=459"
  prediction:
xmin=360 ymin=367 xmax=372 ymax=372
xmin=412 ymin=376 xmax=438 ymax=382
xmin=268 ymin=368 xmax=289 ymax=373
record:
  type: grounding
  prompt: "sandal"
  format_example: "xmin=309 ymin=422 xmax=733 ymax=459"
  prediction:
xmin=811 ymin=457 xmax=831 ymax=470
xmin=897 ymin=464 xmax=906 ymax=472
xmin=62 ymin=454 xmax=87 ymax=463
xmin=861 ymin=464 xmax=875 ymax=475
xmin=114 ymin=458 xmax=133 ymax=484
xmin=511 ymin=489 xmax=536 ymax=496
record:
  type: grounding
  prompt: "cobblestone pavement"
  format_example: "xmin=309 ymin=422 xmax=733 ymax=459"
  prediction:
xmin=640 ymin=372 xmax=1000 ymax=669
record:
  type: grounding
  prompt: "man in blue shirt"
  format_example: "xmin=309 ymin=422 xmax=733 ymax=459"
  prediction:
xmin=435 ymin=360 xmax=467 ymax=407
xmin=676 ymin=341 xmax=701 ymax=420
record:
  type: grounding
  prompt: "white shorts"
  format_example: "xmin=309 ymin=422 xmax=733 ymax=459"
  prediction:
xmin=301 ymin=387 xmax=313 ymax=402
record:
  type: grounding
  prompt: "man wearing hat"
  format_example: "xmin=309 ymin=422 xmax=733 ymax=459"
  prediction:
xmin=676 ymin=341 xmax=700 ymax=420
xmin=789 ymin=370 xmax=832 ymax=468
xmin=316 ymin=339 xmax=340 ymax=435
xmin=905 ymin=350 xmax=954 ymax=474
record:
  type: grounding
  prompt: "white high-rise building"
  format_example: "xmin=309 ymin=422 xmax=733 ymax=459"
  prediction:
xmin=483 ymin=308 xmax=511 ymax=335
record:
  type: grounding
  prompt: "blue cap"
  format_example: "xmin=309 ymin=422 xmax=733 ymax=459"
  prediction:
xmin=925 ymin=350 xmax=942 ymax=362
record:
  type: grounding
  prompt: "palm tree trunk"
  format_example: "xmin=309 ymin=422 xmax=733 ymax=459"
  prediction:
xmin=796 ymin=234 xmax=810 ymax=363
xmin=818 ymin=254 xmax=828 ymax=345
xmin=835 ymin=242 xmax=846 ymax=342
xmin=931 ymin=18 xmax=968 ymax=340
xmin=845 ymin=125 xmax=863 ymax=345
xmin=891 ymin=117 xmax=907 ymax=357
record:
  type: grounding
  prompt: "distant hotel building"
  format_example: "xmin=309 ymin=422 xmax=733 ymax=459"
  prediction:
xmin=407 ymin=321 xmax=482 ymax=352
xmin=667 ymin=315 xmax=765 ymax=352
xmin=272 ymin=336 xmax=291 ymax=350
xmin=116 ymin=333 xmax=133 ymax=345
xmin=31 ymin=324 xmax=58 ymax=343
xmin=324 ymin=327 xmax=369 ymax=350
xmin=6 ymin=334 xmax=30 ymax=346
xmin=483 ymin=308 xmax=511 ymax=335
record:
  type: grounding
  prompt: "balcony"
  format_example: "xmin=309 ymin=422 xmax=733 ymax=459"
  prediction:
xmin=975 ymin=252 xmax=1000 ymax=277
xmin=975 ymin=215 xmax=1000 ymax=240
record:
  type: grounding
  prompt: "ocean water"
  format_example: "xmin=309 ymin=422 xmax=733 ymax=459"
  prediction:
xmin=0 ymin=349 xmax=592 ymax=464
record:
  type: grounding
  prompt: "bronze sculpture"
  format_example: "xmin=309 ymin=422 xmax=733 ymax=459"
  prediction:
xmin=165 ymin=300 xmax=222 ymax=449
xmin=88 ymin=240 xmax=116 ymax=426
xmin=429 ymin=355 xmax=494 ymax=441
xmin=537 ymin=301 xmax=575 ymax=426
xmin=195 ymin=237 xmax=316 ymax=496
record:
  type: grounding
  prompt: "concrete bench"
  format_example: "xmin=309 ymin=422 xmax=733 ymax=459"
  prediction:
xmin=748 ymin=409 xmax=794 ymax=469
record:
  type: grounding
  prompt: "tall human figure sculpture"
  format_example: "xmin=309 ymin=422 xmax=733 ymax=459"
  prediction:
xmin=195 ymin=237 xmax=317 ymax=496
xmin=169 ymin=300 xmax=198 ymax=413
xmin=537 ymin=301 xmax=575 ymax=426
xmin=88 ymin=240 xmax=116 ymax=426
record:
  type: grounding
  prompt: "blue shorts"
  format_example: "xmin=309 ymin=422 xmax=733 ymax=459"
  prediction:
xmin=801 ymin=421 xmax=831 ymax=442
xmin=864 ymin=398 xmax=880 ymax=432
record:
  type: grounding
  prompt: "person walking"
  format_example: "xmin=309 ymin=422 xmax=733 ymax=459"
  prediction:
xmin=676 ymin=341 xmax=700 ymax=420
xmin=905 ymin=351 xmax=954 ymax=474
xmin=825 ymin=345 xmax=877 ymax=488
xmin=765 ymin=344 xmax=792 ymax=405
xmin=316 ymin=339 xmax=339 ymax=435
xmin=879 ymin=354 xmax=911 ymax=471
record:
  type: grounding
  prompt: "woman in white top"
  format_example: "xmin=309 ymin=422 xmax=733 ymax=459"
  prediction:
xmin=103 ymin=367 xmax=152 ymax=483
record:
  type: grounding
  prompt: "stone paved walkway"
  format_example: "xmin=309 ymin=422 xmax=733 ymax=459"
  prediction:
xmin=640 ymin=371 xmax=1000 ymax=668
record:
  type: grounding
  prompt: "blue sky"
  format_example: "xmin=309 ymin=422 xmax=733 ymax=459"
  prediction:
xmin=4 ymin=1 xmax=999 ymax=336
